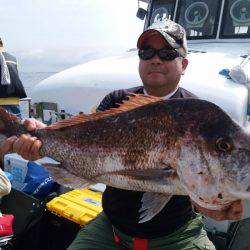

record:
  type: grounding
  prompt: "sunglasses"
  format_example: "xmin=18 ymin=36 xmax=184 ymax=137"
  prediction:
xmin=138 ymin=47 xmax=183 ymax=61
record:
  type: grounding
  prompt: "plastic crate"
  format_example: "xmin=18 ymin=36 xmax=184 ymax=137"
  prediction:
xmin=4 ymin=153 xmax=28 ymax=190
xmin=46 ymin=189 xmax=102 ymax=226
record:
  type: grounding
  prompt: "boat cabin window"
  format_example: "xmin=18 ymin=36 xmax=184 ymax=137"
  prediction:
xmin=220 ymin=0 xmax=250 ymax=38
xmin=149 ymin=0 xmax=176 ymax=26
xmin=175 ymin=0 xmax=222 ymax=39
xmin=147 ymin=0 xmax=250 ymax=40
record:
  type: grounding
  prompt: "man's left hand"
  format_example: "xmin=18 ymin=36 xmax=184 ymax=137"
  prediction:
xmin=192 ymin=200 xmax=243 ymax=221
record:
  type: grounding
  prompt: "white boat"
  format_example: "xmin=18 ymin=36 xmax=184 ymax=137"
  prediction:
xmin=30 ymin=0 xmax=250 ymax=128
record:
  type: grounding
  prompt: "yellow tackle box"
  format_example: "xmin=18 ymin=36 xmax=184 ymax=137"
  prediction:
xmin=46 ymin=188 xmax=103 ymax=226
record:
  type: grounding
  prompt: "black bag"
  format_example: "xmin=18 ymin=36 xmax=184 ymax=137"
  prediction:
xmin=1 ymin=188 xmax=80 ymax=250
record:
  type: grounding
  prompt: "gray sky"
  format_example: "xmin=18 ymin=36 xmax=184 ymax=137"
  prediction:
xmin=0 ymin=0 xmax=146 ymax=72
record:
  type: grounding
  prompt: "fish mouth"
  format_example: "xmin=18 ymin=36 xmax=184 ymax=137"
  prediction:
xmin=187 ymin=191 xmax=230 ymax=210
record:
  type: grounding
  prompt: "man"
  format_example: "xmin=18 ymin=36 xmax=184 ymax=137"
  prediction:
xmin=0 ymin=37 xmax=27 ymax=118
xmin=2 ymin=20 xmax=243 ymax=249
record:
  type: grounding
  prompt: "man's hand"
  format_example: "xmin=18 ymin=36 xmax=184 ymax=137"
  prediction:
xmin=0 ymin=136 xmax=18 ymax=161
xmin=12 ymin=134 xmax=42 ymax=161
xmin=192 ymin=200 xmax=243 ymax=221
xmin=0 ymin=118 xmax=46 ymax=161
xmin=23 ymin=118 xmax=47 ymax=131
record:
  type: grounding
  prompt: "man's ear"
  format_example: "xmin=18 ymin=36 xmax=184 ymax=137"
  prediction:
xmin=181 ymin=58 xmax=189 ymax=75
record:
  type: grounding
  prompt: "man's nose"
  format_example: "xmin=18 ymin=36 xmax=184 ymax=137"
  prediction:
xmin=150 ymin=54 xmax=163 ymax=64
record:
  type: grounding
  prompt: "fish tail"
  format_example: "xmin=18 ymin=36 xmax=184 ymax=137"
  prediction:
xmin=0 ymin=107 xmax=26 ymax=137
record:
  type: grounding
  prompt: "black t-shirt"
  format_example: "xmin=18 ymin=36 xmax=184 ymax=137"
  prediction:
xmin=97 ymin=86 xmax=197 ymax=239
xmin=0 ymin=52 xmax=27 ymax=99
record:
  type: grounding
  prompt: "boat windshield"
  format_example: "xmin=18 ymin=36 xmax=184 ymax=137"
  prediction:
xmin=220 ymin=0 xmax=250 ymax=38
xmin=175 ymin=0 xmax=222 ymax=39
xmin=149 ymin=0 xmax=176 ymax=25
xmin=148 ymin=0 xmax=250 ymax=39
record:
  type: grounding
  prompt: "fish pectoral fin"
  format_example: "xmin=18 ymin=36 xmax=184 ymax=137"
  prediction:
xmin=42 ymin=163 xmax=95 ymax=189
xmin=35 ymin=157 xmax=60 ymax=165
xmin=139 ymin=192 xmax=172 ymax=223
xmin=118 ymin=167 xmax=177 ymax=180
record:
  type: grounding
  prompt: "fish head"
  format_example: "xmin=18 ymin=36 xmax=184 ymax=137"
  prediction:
xmin=174 ymin=99 xmax=250 ymax=208
xmin=199 ymin=111 xmax=250 ymax=201
xmin=218 ymin=127 xmax=250 ymax=200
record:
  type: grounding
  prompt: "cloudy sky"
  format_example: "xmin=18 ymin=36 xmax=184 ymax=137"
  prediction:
xmin=0 ymin=0 xmax=146 ymax=72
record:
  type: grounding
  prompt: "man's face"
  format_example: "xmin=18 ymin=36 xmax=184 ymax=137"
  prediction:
xmin=138 ymin=34 xmax=188 ymax=96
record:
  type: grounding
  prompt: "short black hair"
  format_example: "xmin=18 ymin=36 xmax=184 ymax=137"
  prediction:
xmin=0 ymin=38 xmax=3 ymax=47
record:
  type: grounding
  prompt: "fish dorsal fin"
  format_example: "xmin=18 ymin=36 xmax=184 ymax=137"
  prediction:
xmin=46 ymin=94 xmax=162 ymax=130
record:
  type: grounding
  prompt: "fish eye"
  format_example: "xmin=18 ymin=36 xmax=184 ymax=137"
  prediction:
xmin=215 ymin=138 xmax=232 ymax=152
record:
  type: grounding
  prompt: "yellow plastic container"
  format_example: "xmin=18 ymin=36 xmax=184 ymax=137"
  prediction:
xmin=46 ymin=189 xmax=103 ymax=226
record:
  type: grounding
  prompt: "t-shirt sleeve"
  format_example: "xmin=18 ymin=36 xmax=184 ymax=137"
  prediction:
xmin=96 ymin=90 xmax=128 ymax=112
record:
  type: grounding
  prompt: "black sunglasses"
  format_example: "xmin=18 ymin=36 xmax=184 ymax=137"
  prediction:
xmin=138 ymin=47 xmax=183 ymax=61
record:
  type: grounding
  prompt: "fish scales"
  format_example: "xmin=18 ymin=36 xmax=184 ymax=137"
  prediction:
xmin=36 ymin=101 xmax=181 ymax=179
xmin=0 ymin=94 xmax=249 ymax=222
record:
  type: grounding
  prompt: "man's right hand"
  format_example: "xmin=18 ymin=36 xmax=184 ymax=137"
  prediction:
xmin=0 ymin=118 xmax=46 ymax=161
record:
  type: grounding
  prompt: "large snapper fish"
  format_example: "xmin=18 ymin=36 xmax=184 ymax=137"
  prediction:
xmin=0 ymin=94 xmax=249 ymax=223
